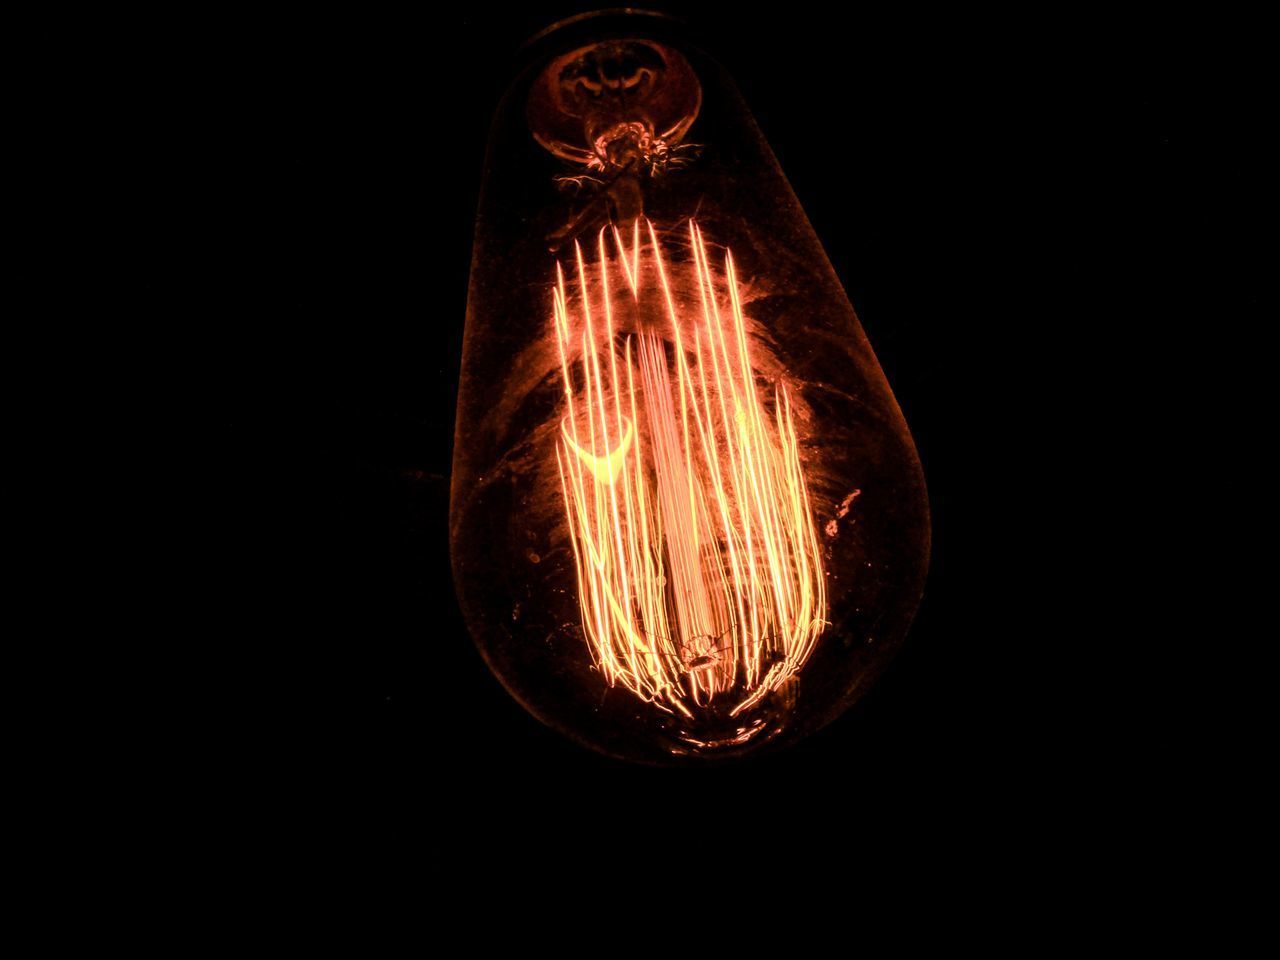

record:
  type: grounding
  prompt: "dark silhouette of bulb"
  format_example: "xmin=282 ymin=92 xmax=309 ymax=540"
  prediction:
xmin=450 ymin=13 xmax=929 ymax=763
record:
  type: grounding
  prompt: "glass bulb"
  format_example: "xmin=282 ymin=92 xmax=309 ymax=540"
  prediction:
xmin=450 ymin=13 xmax=929 ymax=762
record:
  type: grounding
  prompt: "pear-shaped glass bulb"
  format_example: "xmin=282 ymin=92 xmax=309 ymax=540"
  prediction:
xmin=450 ymin=14 xmax=929 ymax=762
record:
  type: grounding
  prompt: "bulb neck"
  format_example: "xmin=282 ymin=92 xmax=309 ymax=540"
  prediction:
xmin=513 ymin=7 xmax=701 ymax=81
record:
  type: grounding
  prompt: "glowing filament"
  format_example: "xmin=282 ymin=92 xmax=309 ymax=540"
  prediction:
xmin=553 ymin=221 xmax=827 ymax=718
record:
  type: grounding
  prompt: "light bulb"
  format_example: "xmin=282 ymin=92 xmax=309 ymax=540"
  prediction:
xmin=450 ymin=12 xmax=929 ymax=762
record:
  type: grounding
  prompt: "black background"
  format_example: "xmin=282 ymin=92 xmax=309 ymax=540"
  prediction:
xmin=131 ymin=3 xmax=1199 ymax=823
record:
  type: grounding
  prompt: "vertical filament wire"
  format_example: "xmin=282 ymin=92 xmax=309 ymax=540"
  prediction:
xmin=554 ymin=220 xmax=827 ymax=719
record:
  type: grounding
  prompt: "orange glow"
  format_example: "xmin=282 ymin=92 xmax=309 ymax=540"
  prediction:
xmin=553 ymin=220 xmax=827 ymax=718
